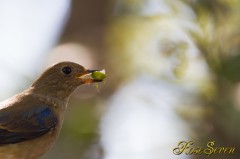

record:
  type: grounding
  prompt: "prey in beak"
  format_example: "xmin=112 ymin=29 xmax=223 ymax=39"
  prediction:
xmin=76 ymin=69 xmax=106 ymax=84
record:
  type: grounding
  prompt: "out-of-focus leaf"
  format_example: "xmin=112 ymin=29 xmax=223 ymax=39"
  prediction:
xmin=219 ymin=54 xmax=240 ymax=83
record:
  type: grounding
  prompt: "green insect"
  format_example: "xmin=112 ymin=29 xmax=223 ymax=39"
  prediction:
xmin=91 ymin=70 xmax=106 ymax=80
xmin=91 ymin=70 xmax=106 ymax=92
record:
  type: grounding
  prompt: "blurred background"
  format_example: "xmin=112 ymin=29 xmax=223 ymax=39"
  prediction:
xmin=0 ymin=0 xmax=240 ymax=159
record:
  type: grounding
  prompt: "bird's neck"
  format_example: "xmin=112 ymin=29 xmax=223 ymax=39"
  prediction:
xmin=29 ymin=86 xmax=74 ymax=106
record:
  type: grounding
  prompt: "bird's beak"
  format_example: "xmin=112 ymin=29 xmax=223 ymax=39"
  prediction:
xmin=76 ymin=69 xmax=103 ymax=84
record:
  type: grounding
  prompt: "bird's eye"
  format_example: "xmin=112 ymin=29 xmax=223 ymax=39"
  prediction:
xmin=62 ymin=66 xmax=72 ymax=75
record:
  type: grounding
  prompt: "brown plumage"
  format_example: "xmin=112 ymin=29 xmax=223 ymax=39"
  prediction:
xmin=0 ymin=62 xmax=103 ymax=159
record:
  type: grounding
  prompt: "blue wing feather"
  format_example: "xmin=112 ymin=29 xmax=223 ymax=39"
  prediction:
xmin=0 ymin=106 xmax=58 ymax=145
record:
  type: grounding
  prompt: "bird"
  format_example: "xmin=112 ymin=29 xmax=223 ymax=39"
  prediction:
xmin=0 ymin=61 xmax=104 ymax=159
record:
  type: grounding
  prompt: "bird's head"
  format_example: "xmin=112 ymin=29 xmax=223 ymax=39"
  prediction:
xmin=31 ymin=62 xmax=104 ymax=100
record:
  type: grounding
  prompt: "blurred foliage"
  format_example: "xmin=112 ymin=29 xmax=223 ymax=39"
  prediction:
xmin=219 ymin=54 xmax=240 ymax=83
xmin=105 ymin=0 xmax=240 ymax=158
xmin=190 ymin=0 xmax=240 ymax=157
